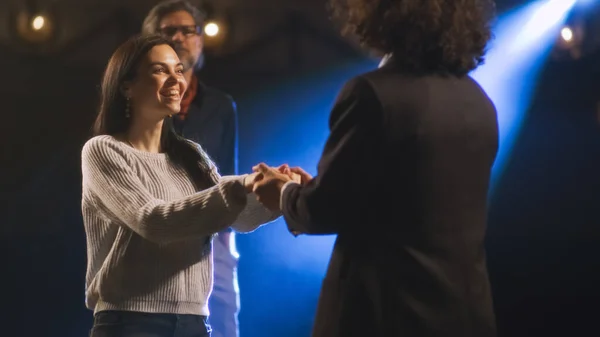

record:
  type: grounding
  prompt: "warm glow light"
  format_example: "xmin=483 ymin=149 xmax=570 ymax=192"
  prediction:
xmin=204 ymin=22 xmax=219 ymax=37
xmin=561 ymin=26 xmax=573 ymax=42
xmin=31 ymin=16 xmax=45 ymax=30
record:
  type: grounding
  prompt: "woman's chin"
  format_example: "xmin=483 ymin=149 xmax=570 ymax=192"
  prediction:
xmin=165 ymin=104 xmax=181 ymax=115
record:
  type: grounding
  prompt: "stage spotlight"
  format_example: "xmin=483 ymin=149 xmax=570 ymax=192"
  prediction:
xmin=561 ymin=26 xmax=574 ymax=42
xmin=202 ymin=19 xmax=228 ymax=50
xmin=204 ymin=22 xmax=219 ymax=37
xmin=31 ymin=15 xmax=45 ymax=30
xmin=15 ymin=11 xmax=54 ymax=43
xmin=553 ymin=22 xmax=585 ymax=60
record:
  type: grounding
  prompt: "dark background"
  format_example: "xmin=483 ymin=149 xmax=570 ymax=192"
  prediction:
xmin=1 ymin=0 xmax=599 ymax=336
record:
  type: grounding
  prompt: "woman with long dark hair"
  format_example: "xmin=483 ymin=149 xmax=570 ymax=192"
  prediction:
xmin=81 ymin=34 xmax=290 ymax=337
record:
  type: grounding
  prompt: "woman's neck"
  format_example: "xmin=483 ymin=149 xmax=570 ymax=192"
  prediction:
xmin=125 ymin=118 xmax=164 ymax=153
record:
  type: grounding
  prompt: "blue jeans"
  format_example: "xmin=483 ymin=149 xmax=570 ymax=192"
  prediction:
xmin=90 ymin=311 xmax=211 ymax=337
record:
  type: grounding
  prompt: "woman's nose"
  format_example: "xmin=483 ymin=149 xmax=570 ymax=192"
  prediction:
xmin=166 ymin=72 xmax=180 ymax=83
xmin=173 ymin=75 xmax=187 ymax=91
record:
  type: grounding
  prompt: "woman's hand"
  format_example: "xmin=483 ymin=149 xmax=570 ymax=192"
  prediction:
xmin=243 ymin=172 xmax=263 ymax=193
xmin=243 ymin=163 xmax=303 ymax=194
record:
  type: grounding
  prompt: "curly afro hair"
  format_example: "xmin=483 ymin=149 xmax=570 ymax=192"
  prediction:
xmin=329 ymin=0 xmax=496 ymax=76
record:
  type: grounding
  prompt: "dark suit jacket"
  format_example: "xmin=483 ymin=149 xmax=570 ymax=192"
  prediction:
xmin=281 ymin=59 xmax=499 ymax=337
xmin=172 ymin=80 xmax=238 ymax=176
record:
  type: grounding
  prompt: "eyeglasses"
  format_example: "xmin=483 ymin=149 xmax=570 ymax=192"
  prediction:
xmin=158 ymin=25 xmax=201 ymax=37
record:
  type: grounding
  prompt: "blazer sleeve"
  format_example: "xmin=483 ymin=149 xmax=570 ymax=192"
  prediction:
xmin=281 ymin=77 xmax=384 ymax=235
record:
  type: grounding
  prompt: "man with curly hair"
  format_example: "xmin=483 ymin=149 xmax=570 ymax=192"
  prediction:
xmin=251 ymin=0 xmax=499 ymax=336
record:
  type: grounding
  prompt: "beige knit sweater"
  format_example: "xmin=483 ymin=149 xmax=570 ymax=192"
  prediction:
xmin=81 ymin=135 xmax=279 ymax=315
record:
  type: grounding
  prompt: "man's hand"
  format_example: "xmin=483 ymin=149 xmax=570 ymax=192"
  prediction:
xmin=279 ymin=166 xmax=302 ymax=184
xmin=243 ymin=164 xmax=292 ymax=193
xmin=251 ymin=163 xmax=293 ymax=211
xmin=289 ymin=167 xmax=313 ymax=185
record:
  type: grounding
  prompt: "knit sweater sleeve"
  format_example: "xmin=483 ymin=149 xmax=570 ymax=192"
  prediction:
xmin=219 ymin=175 xmax=282 ymax=233
xmin=191 ymin=141 xmax=281 ymax=233
xmin=81 ymin=137 xmax=247 ymax=244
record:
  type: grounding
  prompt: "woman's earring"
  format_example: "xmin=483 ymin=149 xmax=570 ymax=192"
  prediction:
xmin=125 ymin=97 xmax=131 ymax=118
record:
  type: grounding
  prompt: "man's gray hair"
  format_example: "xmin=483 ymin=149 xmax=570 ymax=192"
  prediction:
xmin=141 ymin=0 xmax=207 ymax=35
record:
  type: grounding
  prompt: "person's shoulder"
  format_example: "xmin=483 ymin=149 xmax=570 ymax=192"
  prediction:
xmin=326 ymin=74 xmax=385 ymax=129
xmin=357 ymin=66 xmax=404 ymax=91
xmin=336 ymin=73 xmax=380 ymax=105
xmin=464 ymin=75 xmax=496 ymax=112
xmin=183 ymin=138 xmax=203 ymax=153
xmin=198 ymin=81 xmax=235 ymax=105
xmin=345 ymin=67 xmax=428 ymax=105
xmin=183 ymin=138 xmax=217 ymax=168
xmin=196 ymin=80 xmax=237 ymax=120
xmin=82 ymin=135 xmax=127 ymax=163
xmin=83 ymin=135 xmax=117 ymax=153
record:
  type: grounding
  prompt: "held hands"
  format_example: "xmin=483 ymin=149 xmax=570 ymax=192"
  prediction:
xmin=242 ymin=164 xmax=300 ymax=193
xmin=248 ymin=163 xmax=313 ymax=211
xmin=286 ymin=166 xmax=312 ymax=185
xmin=243 ymin=172 xmax=262 ymax=193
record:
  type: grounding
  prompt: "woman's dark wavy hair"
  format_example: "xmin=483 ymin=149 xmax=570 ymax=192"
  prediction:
xmin=329 ymin=0 xmax=496 ymax=76
xmin=92 ymin=34 xmax=217 ymax=190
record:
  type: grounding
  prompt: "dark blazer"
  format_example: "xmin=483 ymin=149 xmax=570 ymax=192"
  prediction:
xmin=172 ymin=80 xmax=238 ymax=176
xmin=281 ymin=59 xmax=499 ymax=337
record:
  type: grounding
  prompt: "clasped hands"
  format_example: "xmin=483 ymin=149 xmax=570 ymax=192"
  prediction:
xmin=243 ymin=163 xmax=312 ymax=211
